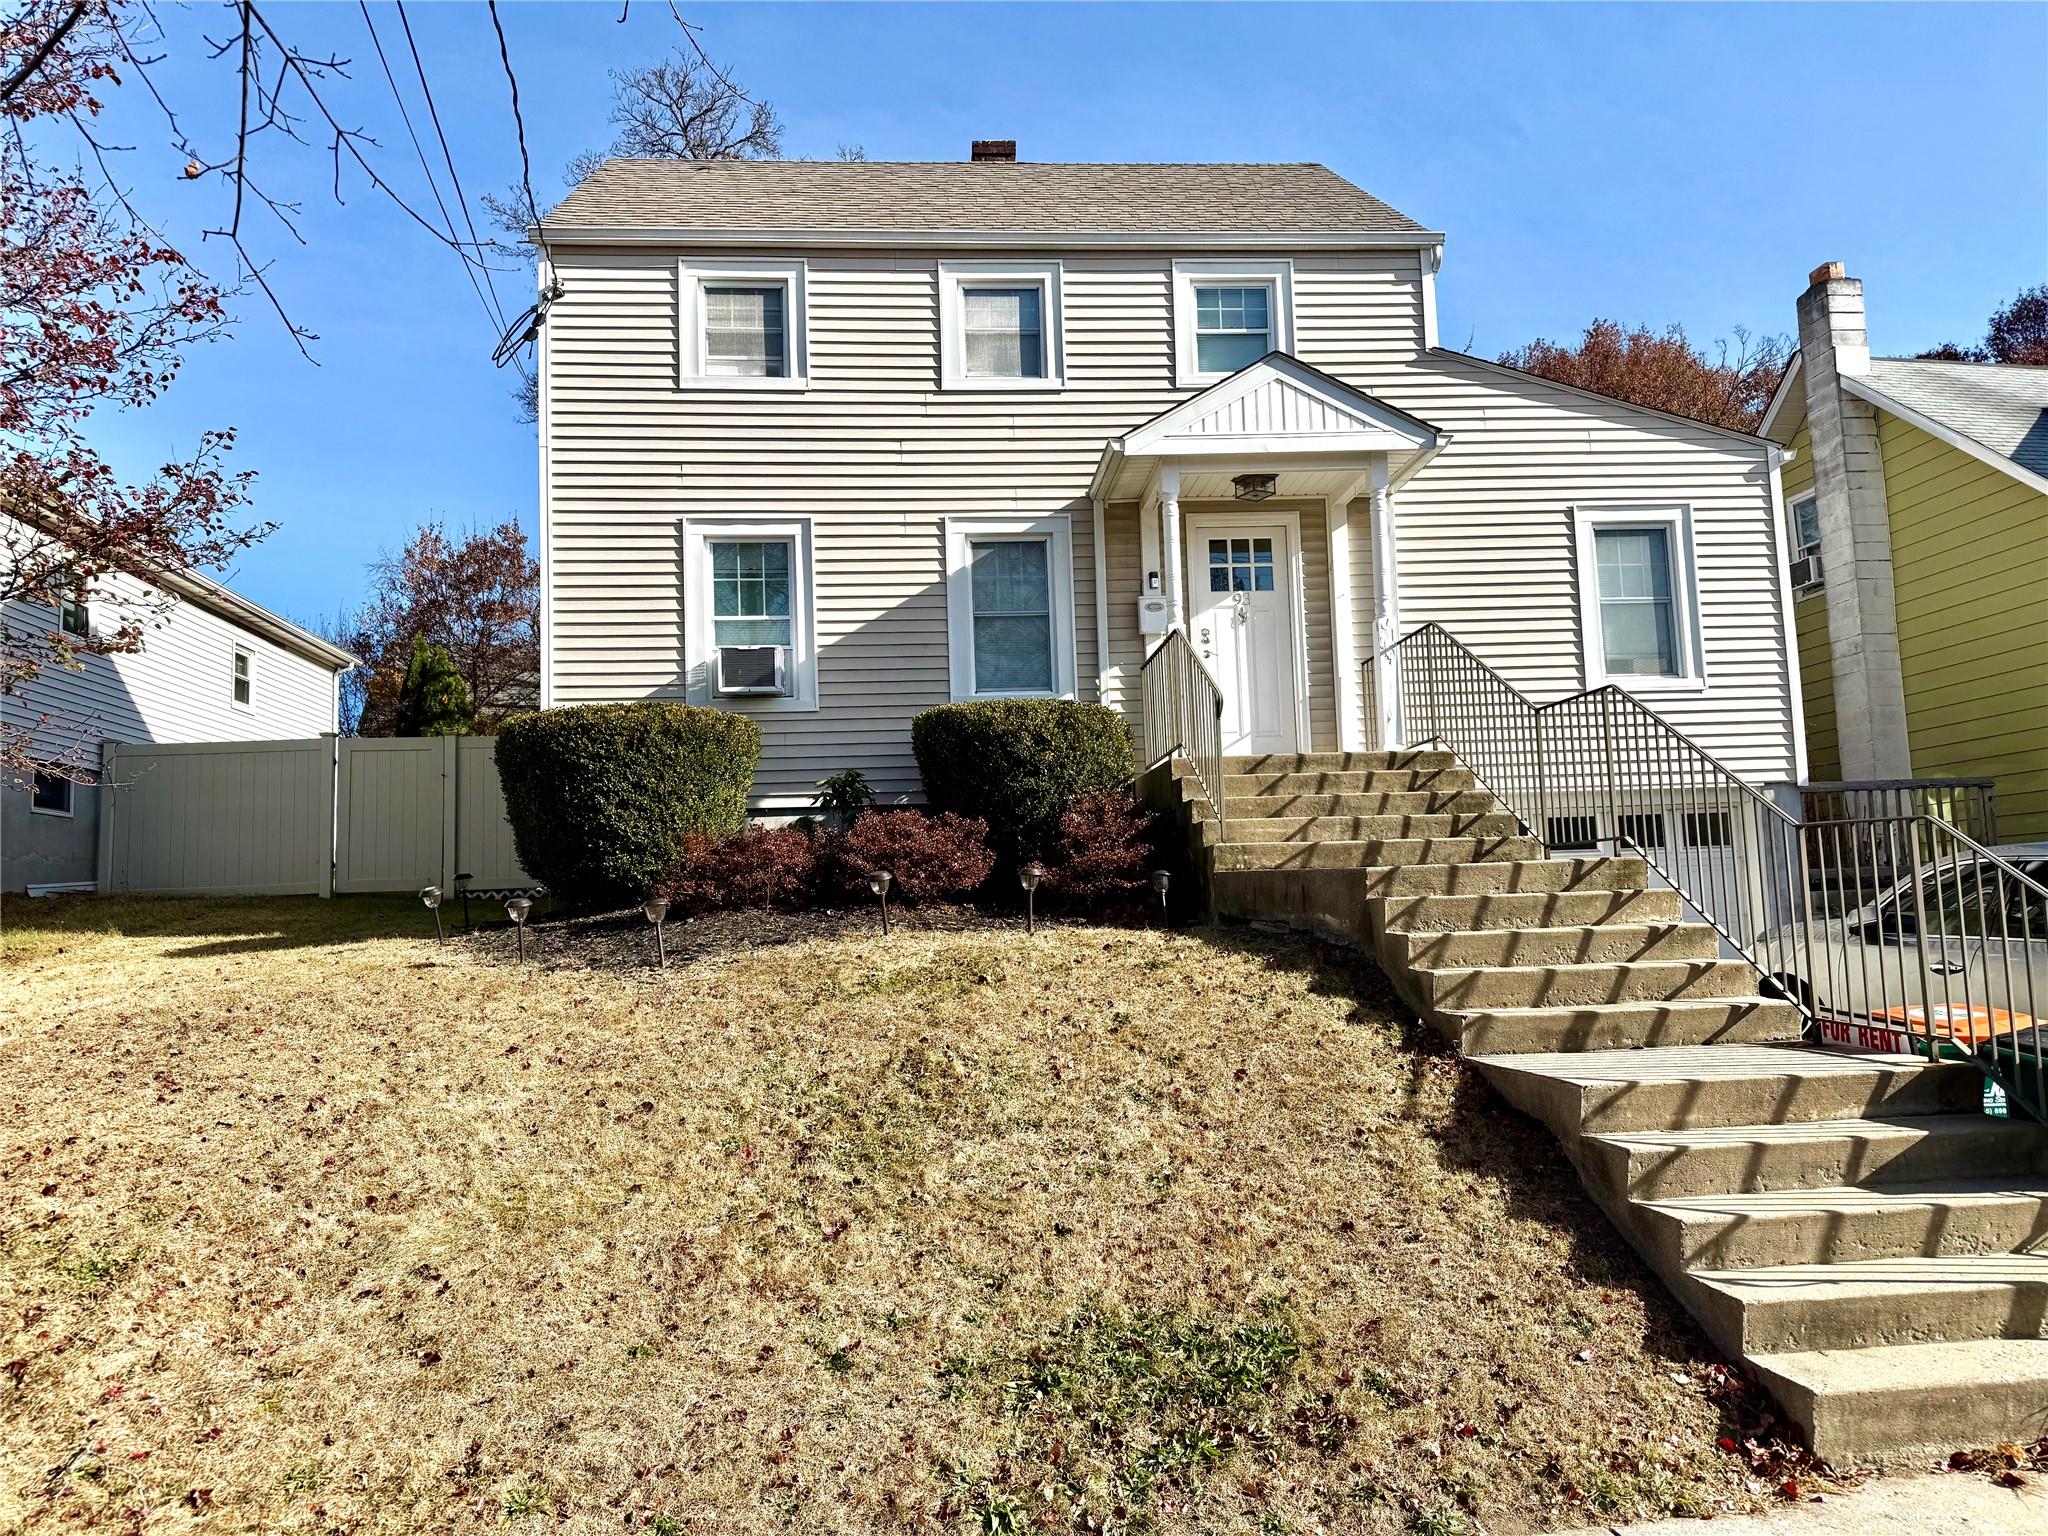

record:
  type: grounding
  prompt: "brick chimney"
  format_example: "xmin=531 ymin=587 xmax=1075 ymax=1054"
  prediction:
xmin=970 ymin=140 xmax=1016 ymax=163
xmin=1794 ymin=263 xmax=1911 ymax=778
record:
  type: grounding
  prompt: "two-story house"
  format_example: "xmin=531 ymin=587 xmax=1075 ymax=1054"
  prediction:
xmin=534 ymin=147 xmax=1803 ymax=817
xmin=1 ymin=516 xmax=354 ymax=894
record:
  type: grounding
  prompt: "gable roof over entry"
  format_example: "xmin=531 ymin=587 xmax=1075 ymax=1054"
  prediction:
xmin=1091 ymin=353 xmax=1441 ymax=501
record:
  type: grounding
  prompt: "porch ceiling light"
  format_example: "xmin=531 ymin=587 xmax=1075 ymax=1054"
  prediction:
xmin=1232 ymin=473 xmax=1277 ymax=502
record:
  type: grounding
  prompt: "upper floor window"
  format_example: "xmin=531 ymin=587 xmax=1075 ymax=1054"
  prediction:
xmin=1172 ymin=260 xmax=1294 ymax=387
xmin=58 ymin=594 xmax=88 ymax=637
xmin=938 ymin=261 xmax=1063 ymax=390
xmin=1194 ymin=286 xmax=1272 ymax=374
xmin=703 ymin=286 xmax=787 ymax=378
xmin=232 ymin=644 xmax=253 ymax=708
xmin=1790 ymin=495 xmax=1823 ymax=596
xmin=1573 ymin=504 xmax=1704 ymax=691
xmin=678 ymin=259 xmax=808 ymax=389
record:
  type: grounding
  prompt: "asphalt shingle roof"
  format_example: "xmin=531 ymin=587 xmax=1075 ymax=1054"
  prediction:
xmin=1864 ymin=357 xmax=2048 ymax=480
xmin=542 ymin=159 xmax=1433 ymax=237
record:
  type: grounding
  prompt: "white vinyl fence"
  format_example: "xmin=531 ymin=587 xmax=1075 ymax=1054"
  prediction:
xmin=97 ymin=734 xmax=531 ymax=896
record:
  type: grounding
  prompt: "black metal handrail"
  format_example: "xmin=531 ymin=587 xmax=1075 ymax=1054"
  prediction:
xmin=1366 ymin=623 xmax=2045 ymax=1120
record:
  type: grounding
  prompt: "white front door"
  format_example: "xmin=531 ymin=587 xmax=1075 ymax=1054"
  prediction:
xmin=1186 ymin=516 xmax=1303 ymax=756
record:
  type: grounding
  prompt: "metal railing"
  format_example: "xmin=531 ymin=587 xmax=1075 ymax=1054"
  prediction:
xmin=1140 ymin=626 xmax=1226 ymax=836
xmin=1366 ymin=623 xmax=2045 ymax=1120
xmin=1802 ymin=779 xmax=1999 ymax=845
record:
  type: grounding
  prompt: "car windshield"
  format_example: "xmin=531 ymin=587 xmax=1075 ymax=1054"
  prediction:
xmin=1873 ymin=858 xmax=2048 ymax=941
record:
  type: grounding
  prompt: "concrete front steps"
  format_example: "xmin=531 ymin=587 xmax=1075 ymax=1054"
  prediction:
xmin=1192 ymin=749 xmax=2048 ymax=1463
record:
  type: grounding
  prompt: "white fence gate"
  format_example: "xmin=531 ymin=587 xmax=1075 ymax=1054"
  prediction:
xmin=98 ymin=735 xmax=532 ymax=896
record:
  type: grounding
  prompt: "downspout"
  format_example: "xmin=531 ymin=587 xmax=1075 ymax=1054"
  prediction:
xmin=1090 ymin=493 xmax=1110 ymax=703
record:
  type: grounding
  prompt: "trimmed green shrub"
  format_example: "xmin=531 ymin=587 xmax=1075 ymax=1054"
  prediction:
xmin=910 ymin=699 xmax=1135 ymax=863
xmin=495 ymin=702 xmax=760 ymax=909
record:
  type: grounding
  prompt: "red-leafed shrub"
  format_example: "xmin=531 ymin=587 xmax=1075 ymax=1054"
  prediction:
xmin=657 ymin=826 xmax=822 ymax=915
xmin=1046 ymin=789 xmax=1160 ymax=917
xmin=833 ymin=810 xmax=994 ymax=904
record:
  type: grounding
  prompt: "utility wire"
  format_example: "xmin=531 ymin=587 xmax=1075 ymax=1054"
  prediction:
xmin=357 ymin=0 xmax=505 ymax=339
xmin=486 ymin=0 xmax=549 ymax=375
xmin=392 ymin=0 xmax=512 ymax=336
xmin=486 ymin=0 xmax=542 ymax=232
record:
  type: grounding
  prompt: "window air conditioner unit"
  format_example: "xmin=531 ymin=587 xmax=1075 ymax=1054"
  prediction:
xmin=1790 ymin=552 xmax=1824 ymax=593
xmin=716 ymin=644 xmax=788 ymax=696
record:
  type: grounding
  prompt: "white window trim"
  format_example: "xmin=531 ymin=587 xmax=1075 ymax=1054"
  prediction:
xmin=1789 ymin=494 xmax=1824 ymax=598
xmin=1571 ymin=503 xmax=1707 ymax=694
xmin=1172 ymin=259 xmax=1295 ymax=388
xmin=937 ymin=260 xmax=1064 ymax=391
xmin=231 ymin=643 xmax=254 ymax=711
xmin=681 ymin=516 xmax=819 ymax=713
xmin=944 ymin=514 xmax=1077 ymax=702
xmin=677 ymin=258 xmax=809 ymax=390
xmin=30 ymin=770 xmax=73 ymax=818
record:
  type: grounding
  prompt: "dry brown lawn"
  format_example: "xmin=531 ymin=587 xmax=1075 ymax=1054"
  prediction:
xmin=1 ymin=896 xmax=1793 ymax=1535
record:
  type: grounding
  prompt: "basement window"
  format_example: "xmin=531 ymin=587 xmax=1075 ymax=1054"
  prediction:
xmin=31 ymin=771 xmax=73 ymax=816
xmin=1684 ymin=811 xmax=1733 ymax=848
xmin=1545 ymin=815 xmax=1599 ymax=852
xmin=1616 ymin=812 xmax=1666 ymax=851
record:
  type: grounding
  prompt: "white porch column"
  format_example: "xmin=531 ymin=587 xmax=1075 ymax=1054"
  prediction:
xmin=1158 ymin=462 xmax=1185 ymax=632
xmin=1367 ymin=454 xmax=1402 ymax=748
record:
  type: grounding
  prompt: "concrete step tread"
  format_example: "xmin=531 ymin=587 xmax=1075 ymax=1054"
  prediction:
xmin=1420 ymin=957 xmax=1759 ymax=982
xmin=1592 ymin=1114 xmax=2039 ymax=1154
xmin=1641 ymin=1177 xmax=2048 ymax=1222
xmin=1748 ymin=1336 xmax=2048 ymax=1399
xmin=1223 ymin=751 xmax=1456 ymax=772
xmin=1221 ymin=812 xmax=1521 ymax=841
xmin=1695 ymin=1252 xmax=2048 ymax=1304
xmin=1476 ymin=1044 xmax=1936 ymax=1087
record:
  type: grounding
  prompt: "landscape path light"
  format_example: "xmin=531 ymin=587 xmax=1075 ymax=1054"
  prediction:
xmin=1019 ymin=860 xmax=1045 ymax=934
xmin=644 ymin=896 xmax=670 ymax=968
xmin=506 ymin=894 xmax=532 ymax=964
xmin=419 ymin=885 xmax=444 ymax=942
xmin=867 ymin=868 xmax=893 ymax=935
xmin=1150 ymin=868 xmax=1172 ymax=927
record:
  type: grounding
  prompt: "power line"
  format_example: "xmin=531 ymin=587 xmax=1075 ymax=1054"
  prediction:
xmin=486 ymin=0 xmax=542 ymax=232
xmin=392 ymin=0 xmax=513 ymax=336
xmin=357 ymin=0 xmax=506 ymax=339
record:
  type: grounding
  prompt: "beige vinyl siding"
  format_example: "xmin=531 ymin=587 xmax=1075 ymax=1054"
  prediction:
xmin=1777 ymin=421 xmax=1841 ymax=781
xmin=544 ymin=248 xmax=1425 ymax=802
xmin=1353 ymin=354 xmax=1797 ymax=782
xmin=1879 ymin=414 xmax=2048 ymax=836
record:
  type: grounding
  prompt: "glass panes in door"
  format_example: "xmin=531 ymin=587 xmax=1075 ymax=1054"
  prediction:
xmin=1208 ymin=536 xmax=1275 ymax=592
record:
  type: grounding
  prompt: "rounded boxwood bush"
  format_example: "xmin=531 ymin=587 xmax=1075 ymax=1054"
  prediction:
xmin=495 ymin=702 xmax=760 ymax=910
xmin=910 ymin=698 xmax=1134 ymax=863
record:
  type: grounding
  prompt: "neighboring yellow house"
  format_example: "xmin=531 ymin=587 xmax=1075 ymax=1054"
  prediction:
xmin=1764 ymin=263 xmax=2048 ymax=839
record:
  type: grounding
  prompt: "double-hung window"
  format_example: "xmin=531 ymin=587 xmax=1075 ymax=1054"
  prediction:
xmin=1573 ymin=505 xmax=1703 ymax=689
xmin=710 ymin=540 xmax=793 ymax=648
xmin=682 ymin=519 xmax=818 ymax=711
xmin=231 ymin=645 xmax=253 ymax=707
xmin=703 ymin=286 xmax=787 ymax=378
xmin=1193 ymin=286 xmax=1272 ymax=374
xmin=1790 ymin=495 xmax=1823 ymax=595
xmin=1172 ymin=260 xmax=1293 ymax=386
xmin=938 ymin=262 xmax=1063 ymax=389
xmin=944 ymin=516 xmax=1076 ymax=700
xmin=679 ymin=260 xmax=808 ymax=388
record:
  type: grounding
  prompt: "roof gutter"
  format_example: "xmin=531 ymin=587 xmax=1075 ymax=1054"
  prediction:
xmin=538 ymin=225 xmax=1446 ymax=251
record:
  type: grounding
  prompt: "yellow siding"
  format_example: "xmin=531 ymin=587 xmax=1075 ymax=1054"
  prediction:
xmin=1879 ymin=416 xmax=2048 ymax=837
xmin=1778 ymin=422 xmax=1841 ymax=781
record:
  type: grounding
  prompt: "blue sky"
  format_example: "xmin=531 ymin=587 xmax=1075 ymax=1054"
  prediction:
xmin=42 ymin=1 xmax=2048 ymax=626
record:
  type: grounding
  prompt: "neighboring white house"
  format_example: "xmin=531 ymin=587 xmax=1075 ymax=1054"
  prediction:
xmin=534 ymin=148 xmax=1802 ymax=809
xmin=1 ymin=527 xmax=355 ymax=893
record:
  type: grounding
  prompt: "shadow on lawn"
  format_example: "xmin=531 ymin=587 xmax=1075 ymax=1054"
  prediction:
xmin=1198 ymin=922 xmax=1759 ymax=1364
xmin=3 ymin=892 xmax=426 ymax=957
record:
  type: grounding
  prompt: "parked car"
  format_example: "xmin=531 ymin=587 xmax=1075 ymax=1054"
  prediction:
xmin=1758 ymin=841 xmax=2048 ymax=1059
